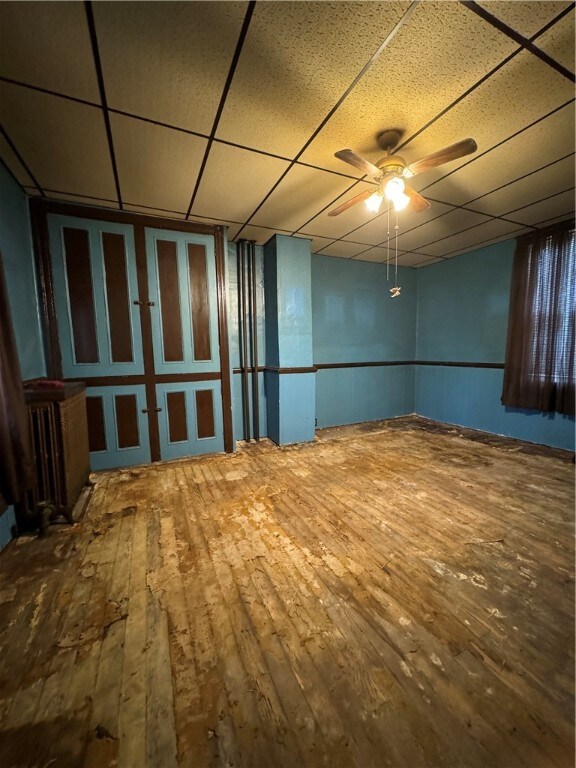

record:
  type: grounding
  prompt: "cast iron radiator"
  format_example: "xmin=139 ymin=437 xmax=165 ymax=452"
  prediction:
xmin=23 ymin=384 xmax=90 ymax=529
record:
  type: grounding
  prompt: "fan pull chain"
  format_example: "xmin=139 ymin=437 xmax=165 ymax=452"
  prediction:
xmin=390 ymin=210 xmax=401 ymax=298
xmin=386 ymin=206 xmax=390 ymax=282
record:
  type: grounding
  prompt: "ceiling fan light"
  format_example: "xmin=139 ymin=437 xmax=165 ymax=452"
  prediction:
xmin=365 ymin=191 xmax=384 ymax=213
xmin=384 ymin=176 xmax=405 ymax=201
xmin=392 ymin=191 xmax=410 ymax=212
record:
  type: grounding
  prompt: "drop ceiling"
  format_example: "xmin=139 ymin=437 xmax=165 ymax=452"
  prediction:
xmin=0 ymin=1 xmax=574 ymax=268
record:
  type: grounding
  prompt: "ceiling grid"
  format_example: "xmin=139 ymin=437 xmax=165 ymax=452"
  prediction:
xmin=0 ymin=0 xmax=573 ymax=266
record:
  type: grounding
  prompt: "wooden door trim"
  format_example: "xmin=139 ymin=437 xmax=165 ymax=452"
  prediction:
xmin=29 ymin=198 xmax=63 ymax=379
xmin=214 ymin=226 xmax=234 ymax=453
xmin=31 ymin=199 xmax=220 ymax=236
xmin=133 ymin=224 xmax=161 ymax=462
xmin=33 ymin=200 xmax=234 ymax=460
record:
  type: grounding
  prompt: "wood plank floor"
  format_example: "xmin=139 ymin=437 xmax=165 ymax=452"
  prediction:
xmin=0 ymin=418 xmax=574 ymax=768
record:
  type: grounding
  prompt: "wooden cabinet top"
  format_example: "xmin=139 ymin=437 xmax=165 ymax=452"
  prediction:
xmin=24 ymin=381 xmax=86 ymax=403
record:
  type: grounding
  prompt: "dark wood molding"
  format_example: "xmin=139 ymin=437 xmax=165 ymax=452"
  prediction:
xmin=214 ymin=226 xmax=234 ymax=453
xmin=265 ymin=366 xmax=318 ymax=375
xmin=29 ymin=198 xmax=63 ymax=379
xmin=415 ymin=360 xmax=505 ymax=369
xmin=66 ymin=372 xmax=221 ymax=386
xmin=156 ymin=372 xmax=221 ymax=384
xmin=31 ymin=199 xmax=219 ymax=236
xmin=314 ymin=360 xmax=505 ymax=370
xmin=134 ymin=224 xmax=161 ymax=462
xmin=315 ymin=361 xmax=413 ymax=370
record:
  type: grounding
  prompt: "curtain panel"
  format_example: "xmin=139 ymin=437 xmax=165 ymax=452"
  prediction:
xmin=502 ymin=220 xmax=575 ymax=416
xmin=0 ymin=254 xmax=34 ymax=504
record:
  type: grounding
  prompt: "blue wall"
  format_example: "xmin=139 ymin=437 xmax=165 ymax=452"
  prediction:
xmin=0 ymin=165 xmax=45 ymax=380
xmin=312 ymin=255 xmax=416 ymax=428
xmin=0 ymin=164 xmax=46 ymax=550
xmin=415 ymin=241 xmax=574 ymax=451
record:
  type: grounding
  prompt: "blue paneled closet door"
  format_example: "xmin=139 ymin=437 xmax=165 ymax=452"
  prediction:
xmin=48 ymin=215 xmax=224 ymax=469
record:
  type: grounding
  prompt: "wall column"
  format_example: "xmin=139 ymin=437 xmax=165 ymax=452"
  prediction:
xmin=264 ymin=235 xmax=315 ymax=445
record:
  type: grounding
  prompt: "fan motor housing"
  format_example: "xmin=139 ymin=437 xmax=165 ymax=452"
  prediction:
xmin=376 ymin=155 xmax=407 ymax=177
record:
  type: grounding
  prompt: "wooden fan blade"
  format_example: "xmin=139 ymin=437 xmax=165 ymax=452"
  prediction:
xmin=407 ymin=138 xmax=477 ymax=176
xmin=335 ymin=149 xmax=382 ymax=178
xmin=328 ymin=189 xmax=374 ymax=217
xmin=405 ymin=184 xmax=431 ymax=212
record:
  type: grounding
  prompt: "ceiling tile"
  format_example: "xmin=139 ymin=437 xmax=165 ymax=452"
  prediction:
xmin=111 ymin=113 xmax=207 ymax=212
xmin=297 ymin=181 xmax=379 ymax=239
xmin=348 ymin=200 xmax=456 ymax=246
xmin=396 ymin=252 xmax=440 ymax=267
xmin=0 ymin=133 xmax=35 ymax=189
xmin=469 ymin=154 xmax=575 ymax=217
xmin=217 ymin=2 xmax=410 ymax=157
xmin=0 ymin=2 xmax=99 ymax=102
xmin=0 ymin=83 xmax=117 ymax=199
xmin=403 ymin=51 xmax=574 ymax=192
xmin=535 ymin=11 xmax=576 ymax=72
xmin=299 ymin=1 xmax=518 ymax=175
xmin=424 ymin=102 xmax=575 ymax=205
xmin=440 ymin=227 xmax=529 ymax=260
xmin=124 ymin=205 xmax=186 ymax=219
xmin=352 ymin=246 xmax=407 ymax=263
xmin=301 ymin=235 xmax=335 ymax=255
xmin=94 ymin=2 xmax=248 ymax=134
xmin=397 ymin=209 xmax=490 ymax=253
xmin=319 ymin=241 xmax=370 ymax=259
xmin=476 ymin=2 xmax=572 ymax=38
xmin=534 ymin=213 xmax=575 ymax=229
xmin=251 ymin=165 xmax=356 ymax=232
xmin=46 ymin=192 xmax=120 ymax=210
xmin=191 ymin=143 xmax=289 ymax=222
xmin=504 ymin=188 xmax=575 ymax=225
xmin=227 ymin=224 xmax=291 ymax=244
xmin=419 ymin=218 xmax=522 ymax=257
xmin=412 ymin=257 xmax=444 ymax=268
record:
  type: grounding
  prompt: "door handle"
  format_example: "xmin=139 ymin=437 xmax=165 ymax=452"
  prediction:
xmin=133 ymin=299 xmax=155 ymax=307
xmin=142 ymin=407 xmax=162 ymax=413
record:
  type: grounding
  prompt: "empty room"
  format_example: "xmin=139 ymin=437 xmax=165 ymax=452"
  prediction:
xmin=0 ymin=1 xmax=574 ymax=767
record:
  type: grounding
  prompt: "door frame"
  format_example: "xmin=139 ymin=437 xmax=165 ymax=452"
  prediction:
xmin=29 ymin=198 xmax=234 ymax=457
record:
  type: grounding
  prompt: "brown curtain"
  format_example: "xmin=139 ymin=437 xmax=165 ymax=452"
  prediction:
xmin=0 ymin=253 xmax=34 ymax=504
xmin=502 ymin=220 xmax=575 ymax=416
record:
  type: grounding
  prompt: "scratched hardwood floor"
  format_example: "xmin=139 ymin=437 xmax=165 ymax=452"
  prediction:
xmin=0 ymin=417 xmax=573 ymax=768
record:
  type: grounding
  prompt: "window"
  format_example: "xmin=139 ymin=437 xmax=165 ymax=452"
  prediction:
xmin=502 ymin=220 xmax=575 ymax=416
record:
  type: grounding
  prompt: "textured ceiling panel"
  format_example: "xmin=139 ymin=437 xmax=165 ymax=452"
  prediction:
xmin=397 ymin=209 xmax=491 ymax=253
xmin=191 ymin=143 xmax=289 ymax=222
xmin=301 ymin=235 xmax=335 ymax=255
xmin=504 ymin=188 xmax=575 ymax=225
xmin=226 ymin=224 xmax=291 ymax=244
xmin=111 ymin=113 xmax=207 ymax=212
xmin=348 ymin=200 xmax=456 ymax=246
xmin=469 ymin=154 xmax=575 ymax=217
xmin=418 ymin=218 xmax=523 ymax=258
xmin=0 ymin=134 xmax=35 ymax=189
xmin=45 ymin=192 xmax=120 ymax=210
xmin=424 ymin=102 xmax=575 ymax=205
xmin=124 ymin=205 xmax=187 ymax=220
xmin=536 ymin=11 xmax=576 ymax=72
xmin=0 ymin=84 xmax=116 ymax=199
xmin=251 ymin=165 xmax=356 ymax=232
xmin=350 ymin=246 xmax=407 ymax=263
xmin=216 ymin=1 xmax=409 ymax=157
xmin=476 ymin=1 xmax=572 ymax=38
xmin=299 ymin=1 xmax=517 ymax=175
xmin=94 ymin=2 xmax=247 ymax=133
xmin=0 ymin=2 xmax=99 ymax=102
xmin=297 ymin=181 xmax=379 ymax=240
xmin=319 ymin=241 xmax=370 ymax=259
xmin=396 ymin=252 xmax=441 ymax=267
xmin=402 ymin=52 xmax=574 ymax=192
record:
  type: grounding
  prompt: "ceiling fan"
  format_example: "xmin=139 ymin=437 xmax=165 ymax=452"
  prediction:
xmin=328 ymin=129 xmax=477 ymax=217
